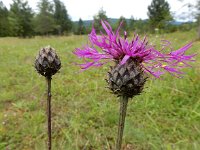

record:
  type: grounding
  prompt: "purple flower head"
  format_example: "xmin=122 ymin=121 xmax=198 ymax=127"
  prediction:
xmin=74 ymin=20 xmax=195 ymax=78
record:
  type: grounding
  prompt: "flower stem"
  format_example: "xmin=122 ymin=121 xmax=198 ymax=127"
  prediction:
xmin=46 ymin=76 xmax=52 ymax=150
xmin=116 ymin=95 xmax=129 ymax=150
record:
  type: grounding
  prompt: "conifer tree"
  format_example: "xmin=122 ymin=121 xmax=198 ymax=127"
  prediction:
xmin=129 ymin=16 xmax=135 ymax=31
xmin=53 ymin=0 xmax=72 ymax=35
xmin=9 ymin=0 xmax=34 ymax=37
xmin=93 ymin=8 xmax=108 ymax=33
xmin=0 ymin=1 xmax=9 ymax=37
xmin=147 ymin=0 xmax=172 ymax=32
xmin=76 ymin=18 xmax=86 ymax=35
xmin=34 ymin=0 xmax=56 ymax=35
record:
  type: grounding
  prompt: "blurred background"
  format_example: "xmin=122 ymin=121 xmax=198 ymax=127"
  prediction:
xmin=0 ymin=0 xmax=199 ymax=37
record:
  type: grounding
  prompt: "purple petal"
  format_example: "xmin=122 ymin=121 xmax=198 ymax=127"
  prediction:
xmin=101 ymin=20 xmax=113 ymax=37
xmin=120 ymin=55 xmax=130 ymax=65
xmin=171 ymin=42 xmax=192 ymax=55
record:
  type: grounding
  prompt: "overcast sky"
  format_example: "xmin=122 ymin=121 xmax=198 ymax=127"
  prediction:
xmin=1 ymin=0 xmax=197 ymax=21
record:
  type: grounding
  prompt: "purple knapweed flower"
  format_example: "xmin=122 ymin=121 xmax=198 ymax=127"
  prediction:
xmin=74 ymin=21 xmax=195 ymax=78
xmin=74 ymin=21 xmax=195 ymax=150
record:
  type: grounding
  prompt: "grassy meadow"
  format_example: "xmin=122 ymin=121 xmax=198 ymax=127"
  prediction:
xmin=0 ymin=30 xmax=200 ymax=150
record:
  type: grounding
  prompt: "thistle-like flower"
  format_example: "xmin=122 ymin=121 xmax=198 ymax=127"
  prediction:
xmin=74 ymin=21 xmax=194 ymax=78
xmin=74 ymin=21 xmax=195 ymax=149
xmin=35 ymin=46 xmax=61 ymax=150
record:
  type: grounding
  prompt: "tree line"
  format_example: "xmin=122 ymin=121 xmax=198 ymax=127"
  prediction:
xmin=0 ymin=0 xmax=72 ymax=37
xmin=0 ymin=0 xmax=198 ymax=37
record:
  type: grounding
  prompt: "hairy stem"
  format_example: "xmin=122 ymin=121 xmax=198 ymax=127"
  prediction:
xmin=46 ymin=76 xmax=52 ymax=150
xmin=116 ymin=95 xmax=129 ymax=150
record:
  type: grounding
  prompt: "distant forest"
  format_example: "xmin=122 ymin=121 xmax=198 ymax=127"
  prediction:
xmin=0 ymin=0 xmax=198 ymax=37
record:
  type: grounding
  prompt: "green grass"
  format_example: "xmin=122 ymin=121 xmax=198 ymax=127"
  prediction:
xmin=0 ymin=31 xmax=200 ymax=150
